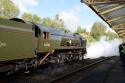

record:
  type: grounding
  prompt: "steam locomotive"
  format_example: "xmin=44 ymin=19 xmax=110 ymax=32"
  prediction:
xmin=0 ymin=18 xmax=86 ymax=73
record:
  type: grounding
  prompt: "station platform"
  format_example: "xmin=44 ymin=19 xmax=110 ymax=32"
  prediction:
xmin=76 ymin=56 xmax=125 ymax=83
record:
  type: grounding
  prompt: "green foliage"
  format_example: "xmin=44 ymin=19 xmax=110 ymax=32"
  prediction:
xmin=43 ymin=17 xmax=52 ymax=27
xmin=21 ymin=13 xmax=70 ymax=32
xmin=80 ymin=33 xmax=97 ymax=43
xmin=22 ymin=12 xmax=42 ymax=24
xmin=90 ymin=22 xmax=106 ymax=40
xmin=42 ymin=14 xmax=70 ymax=32
xmin=22 ymin=12 xmax=32 ymax=21
xmin=106 ymin=31 xmax=119 ymax=40
xmin=0 ymin=0 xmax=19 ymax=19
xmin=55 ymin=14 xmax=59 ymax=21
xmin=54 ymin=14 xmax=65 ymax=29
xmin=32 ymin=14 xmax=42 ymax=24
xmin=75 ymin=26 xmax=86 ymax=33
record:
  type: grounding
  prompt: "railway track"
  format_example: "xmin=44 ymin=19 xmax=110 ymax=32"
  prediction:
xmin=0 ymin=56 xmax=117 ymax=83
xmin=48 ymin=56 xmax=115 ymax=83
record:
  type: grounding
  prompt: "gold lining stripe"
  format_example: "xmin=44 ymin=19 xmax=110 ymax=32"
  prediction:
xmin=0 ymin=25 xmax=33 ymax=32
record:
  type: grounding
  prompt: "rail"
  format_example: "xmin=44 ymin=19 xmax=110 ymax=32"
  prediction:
xmin=48 ymin=56 xmax=114 ymax=83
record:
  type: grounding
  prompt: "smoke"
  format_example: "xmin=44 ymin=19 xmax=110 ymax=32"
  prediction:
xmin=86 ymin=36 xmax=122 ymax=59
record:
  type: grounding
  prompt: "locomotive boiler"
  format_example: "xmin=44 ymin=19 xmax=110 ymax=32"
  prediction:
xmin=0 ymin=18 xmax=86 ymax=73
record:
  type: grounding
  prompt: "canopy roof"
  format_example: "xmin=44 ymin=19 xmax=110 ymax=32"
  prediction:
xmin=81 ymin=0 xmax=125 ymax=38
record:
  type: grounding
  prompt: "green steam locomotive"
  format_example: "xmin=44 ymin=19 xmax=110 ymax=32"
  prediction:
xmin=0 ymin=18 xmax=86 ymax=73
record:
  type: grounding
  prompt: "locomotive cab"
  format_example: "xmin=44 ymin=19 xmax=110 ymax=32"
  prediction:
xmin=34 ymin=25 xmax=63 ymax=53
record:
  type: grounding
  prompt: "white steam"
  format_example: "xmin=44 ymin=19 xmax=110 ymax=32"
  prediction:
xmin=86 ymin=37 xmax=122 ymax=59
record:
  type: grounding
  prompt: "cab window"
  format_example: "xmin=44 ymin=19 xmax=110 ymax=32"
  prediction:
xmin=43 ymin=32 xmax=49 ymax=39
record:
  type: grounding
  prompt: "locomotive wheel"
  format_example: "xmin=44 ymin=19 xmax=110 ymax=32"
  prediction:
xmin=57 ymin=53 xmax=65 ymax=63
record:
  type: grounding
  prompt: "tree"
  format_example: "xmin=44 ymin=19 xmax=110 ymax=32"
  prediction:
xmin=55 ymin=14 xmax=59 ymax=21
xmin=80 ymin=33 xmax=97 ymax=43
xmin=42 ymin=15 xmax=70 ymax=32
xmin=54 ymin=14 xmax=65 ymax=28
xmin=32 ymin=14 xmax=42 ymax=24
xmin=90 ymin=22 xmax=106 ymax=40
xmin=43 ymin=17 xmax=52 ymax=27
xmin=22 ymin=12 xmax=42 ymax=24
xmin=0 ymin=0 xmax=19 ymax=19
xmin=106 ymin=31 xmax=119 ymax=40
xmin=75 ymin=26 xmax=86 ymax=33
xmin=22 ymin=12 xmax=32 ymax=21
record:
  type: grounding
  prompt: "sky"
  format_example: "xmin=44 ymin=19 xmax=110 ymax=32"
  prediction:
xmin=11 ymin=0 xmax=110 ymax=32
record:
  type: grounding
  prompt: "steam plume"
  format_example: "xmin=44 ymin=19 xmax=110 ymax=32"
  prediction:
xmin=86 ymin=37 xmax=122 ymax=59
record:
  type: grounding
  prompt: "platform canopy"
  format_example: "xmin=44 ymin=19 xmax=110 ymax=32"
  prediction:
xmin=81 ymin=0 xmax=125 ymax=38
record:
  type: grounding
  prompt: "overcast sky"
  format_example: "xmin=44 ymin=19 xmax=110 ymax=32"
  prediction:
xmin=11 ymin=0 xmax=110 ymax=32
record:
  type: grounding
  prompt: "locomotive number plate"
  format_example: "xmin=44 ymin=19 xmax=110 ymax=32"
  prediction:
xmin=0 ymin=41 xmax=7 ymax=48
xmin=44 ymin=43 xmax=50 ymax=47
